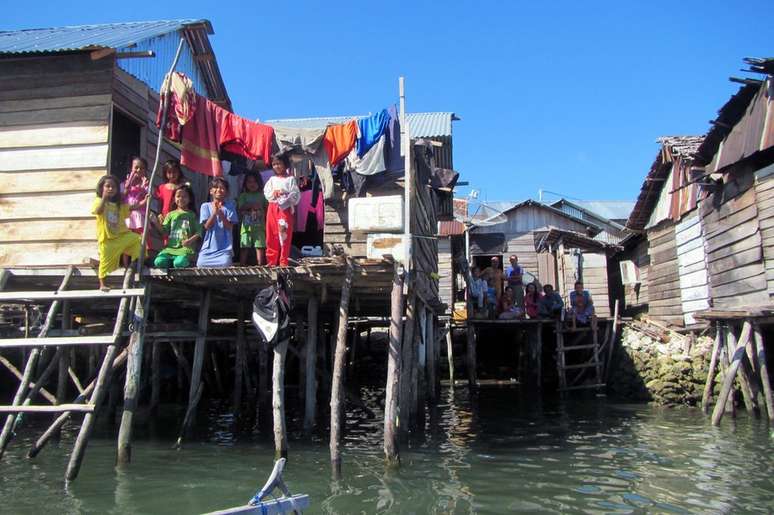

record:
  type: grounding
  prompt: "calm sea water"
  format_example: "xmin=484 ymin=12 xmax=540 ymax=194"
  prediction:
xmin=1 ymin=388 xmax=773 ymax=514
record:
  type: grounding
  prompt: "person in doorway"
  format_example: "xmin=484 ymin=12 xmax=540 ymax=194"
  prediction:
xmin=482 ymin=256 xmax=504 ymax=303
xmin=91 ymin=175 xmax=141 ymax=291
xmin=569 ymin=281 xmax=595 ymax=327
xmin=264 ymin=153 xmax=300 ymax=267
xmin=151 ymin=185 xmax=200 ymax=269
xmin=197 ymin=177 xmax=238 ymax=268
xmin=238 ymin=171 xmax=267 ymax=266
xmin=524 ymin=282 xmax=543 ymax=319
xmin=505 ymin=254 xmax=525 ymax=308
xmin=121 ymin=156 xmax=150 ymax=236
xmin=538 ymin=284 xmax=564 ymax=318
xmin=468 ymin=266 xmax=488 ymax=313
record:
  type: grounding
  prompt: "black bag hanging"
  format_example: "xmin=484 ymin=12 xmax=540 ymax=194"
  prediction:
xmin=251 ymin=277 xmax=291 ymax=348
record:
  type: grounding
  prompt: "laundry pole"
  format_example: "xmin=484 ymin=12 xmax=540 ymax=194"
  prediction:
xmin=399 ymin=77 xmax=412 ymax=271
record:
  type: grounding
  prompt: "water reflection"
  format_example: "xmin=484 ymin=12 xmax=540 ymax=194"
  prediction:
xmin=1 ymin=388 xmax=773 ymax=514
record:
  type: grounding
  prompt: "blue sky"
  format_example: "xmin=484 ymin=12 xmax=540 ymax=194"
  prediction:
xmin=4 ymin=1 xmax=772 ymax=204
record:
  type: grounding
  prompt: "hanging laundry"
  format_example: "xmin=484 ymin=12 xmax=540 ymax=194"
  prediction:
xmin=219 ymin=112 xmax=274 ymax=169
xmin=384 ymin=105 xmax=403 ymax=173
xmin=290 ymin=156 xmax=315 ymax=189
xmin=156 ymin=72 xmax=196 ymax=141
xmin=323 ymin=120 xmax=357 ymax=167
xmin=273 ymin=126 xmax=325 ymax=154
xmin=295 ymin=189 xmax=324 ymax=233
xmin=356 ymin=109 xmax=389 ymax=157
xmin=310 ymin=146 xmax=334 ymax=201
xmin=346 ymin=135 xmax=386 ymax=176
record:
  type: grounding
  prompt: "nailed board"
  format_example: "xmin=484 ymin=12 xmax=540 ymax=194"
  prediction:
xmin=0 ymin=123 xmax=108 ymax=149
xmin=0 ymin=218 xmax=96 ymax=243
xmin=0 ymin=143 xmax=108 ymax=172
xmin=0 ymin=169 xmax=106 ymax=195
xmin=0 ymin=241 xmax=97 ymax=266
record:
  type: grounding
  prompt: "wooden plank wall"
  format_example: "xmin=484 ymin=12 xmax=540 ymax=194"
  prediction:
xmin=506 ymin=232 xmax=539 ymax=281
xmin=438 ymin=238 xmax=453 ymax=313
xmin=581 ymin=253 xmax=611 ymax=318
xmin=0 ymin=54 xmax=113 ymax=266
xmin=617 ymin=236 xmax=649 ymax=313
xmin=646 ymin=223 xmax=683 ymax=326
xmin=675 ymin=212 xmax=710 ymax=325
xmin=700 ymin=171 xmax=769 ymax=309
xmin=754 ymin=163 xmax=774 ymax=298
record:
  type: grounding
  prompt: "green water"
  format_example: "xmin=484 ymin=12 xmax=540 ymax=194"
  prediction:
xmin=1 ymin=389 xmax=773 ymax=514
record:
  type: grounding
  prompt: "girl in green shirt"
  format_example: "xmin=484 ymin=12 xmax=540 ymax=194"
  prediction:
xmin=151 ymin=185 xmax=201 ymax=268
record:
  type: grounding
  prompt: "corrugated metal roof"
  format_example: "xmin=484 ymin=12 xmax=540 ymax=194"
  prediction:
xmin=0 ymin=19 xmax=209 ymax=54
xmin=560 ymin=200 xmax=635 ymax=223
xmin=265 ymin=112 xmax=458 ymax=138
xmin=438 ymin=220 xmax=466 ymax=236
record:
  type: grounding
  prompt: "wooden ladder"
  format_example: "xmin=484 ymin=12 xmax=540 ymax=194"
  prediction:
xmin=0 ymin=266 xmax=145 ymax=480
xmin=555 ymin=321 xmax=605 ymax=391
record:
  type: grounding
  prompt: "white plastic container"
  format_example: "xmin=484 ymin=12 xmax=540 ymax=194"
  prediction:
xmin=348 ymin=195 xmax=404 ymax=232
xmin=366 ymin=234 xmax=406 ymax=262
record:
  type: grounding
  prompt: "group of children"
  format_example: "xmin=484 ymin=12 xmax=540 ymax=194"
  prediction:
xmin=91 ymin=154 xmax=300 ymax=290
xmin=469 ymin=255 xmax=595 ymax=326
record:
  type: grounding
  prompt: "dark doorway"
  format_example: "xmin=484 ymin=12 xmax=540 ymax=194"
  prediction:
xmin=110 ymin=108 xmax=142 ymax=181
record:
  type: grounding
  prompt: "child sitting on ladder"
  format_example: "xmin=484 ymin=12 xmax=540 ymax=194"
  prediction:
xmin=91 ymin=175 xmax=142 ymax=291
xmin=263 ymin=153 xmax=300 ymax=267
xmin=150 ymin=184 xmax=201 ymax=268
xmin=197 ymin=177 xmax=239 ymax=268
xmin=238 ymin=171 xmax=268 ymax=266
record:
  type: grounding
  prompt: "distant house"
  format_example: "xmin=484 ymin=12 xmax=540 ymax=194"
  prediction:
xmin=550 ymin=199 xmax=633 ymax=244
xmin=0 ymin=20 xmax=230 ymax=267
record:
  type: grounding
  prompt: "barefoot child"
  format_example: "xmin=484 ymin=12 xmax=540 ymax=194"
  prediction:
xmin=154 ymin=159 xmax=186 ymax=222
xmin=237 ymin=171 xmax=267 ymax=265
xmin=122 ymin=156 xmax=150 ymax=235
xmin=197 ymin=177 xmax=238 ymax=268
xmin=92 ymin=175 xmax=141 ymax=290
xmin=263 ymin=154 xmax=300 ymax=267
xmin=151 ymin=185 xmax=201 ymax=268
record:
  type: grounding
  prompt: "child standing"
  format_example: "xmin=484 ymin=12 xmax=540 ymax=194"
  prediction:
xmin=154 ymin=159 xmax=186 ymax=223
xmin=237 ymin=171 xmax=267 ymax=266
xmin=122 ymin=156 xmax=150 ymax=235
xmin=197 ymin=177 xmax=238 ymax=268
xmin=92 ymin=175 xmax=142 ymax=291
xmin=263 ymin=154 xmax=300 ymax=267
xmin=151 ymin=185 xmax=200 ymax=268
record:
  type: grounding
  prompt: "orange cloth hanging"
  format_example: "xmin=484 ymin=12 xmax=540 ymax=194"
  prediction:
xmin=323 ymin=120 xmax=358 ymax=166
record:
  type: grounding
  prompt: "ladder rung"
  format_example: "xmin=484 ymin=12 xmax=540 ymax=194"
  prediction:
xmin=0 ymin=403 xmax=94 ymax=413
xmin=0 ymin=288 xmax=145 ymax=302
xmin=563 ymin=362 xmax=599 ymax=370
xmin=561 ymin=344 xmax=598 ymax=351
xmin=0 ymin=335 xmax=115 ymax=348
xmin=561 ymin=383 xmax=606 ymax=391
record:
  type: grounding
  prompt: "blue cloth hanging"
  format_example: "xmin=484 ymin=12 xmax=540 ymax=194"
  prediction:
xmin=356 ymin=109 xmax=389 ymax=157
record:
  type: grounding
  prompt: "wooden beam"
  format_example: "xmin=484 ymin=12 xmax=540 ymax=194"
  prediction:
xmin=0 ymin=288 xmax=144 ymax=301
xmin=304 ymin=295 xmax=319 ymax=432
xmin=330 ymin=257 xmax=353 ymax=475
xmin=0 ymin=404 xmax=93 ymax=413
xmin=0 ymin=336 xmax=114 ymax=348
xmin=701 ymin=323 xmax=723 ymax=413
xmin=712 ymin=320 xmax=753 ymax=425
xmin=383 ymin=265 xmax=404 ymax=464
xmin=90 ymin=48 xmax=116 ymax=60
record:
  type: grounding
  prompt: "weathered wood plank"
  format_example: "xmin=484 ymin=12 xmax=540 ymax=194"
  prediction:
xmin=0 ymin=144 xmax=108 ymax=172
xmin=0 ymin=71 xmax=113 ymax=102
xmin=0 ymin=105 xmax=111 ymax=128
xmin=711 ymin=272 xmax=767 ymax=298
xmin=0 ymin=191 xmax=96 ymax=220
xmin=0 ymin=94 xmax=111 ymax=114
xmin=0 ymin=241 xmax=96 ymax=266
xmin=679 ymin=260 xmax=708 ymax=276
xmin=702 ymin=187 xmax=757 ymax=225
xmin=705 ymin=218 xmax=760 ymax=254
xmin=0 ymin=169 xmax=105 ymax=194
xmin=680 ymin=284 xmax=709 ymax=302
xmin=675 ymin=220 xmax=702 ymax=246
xmin=707 ymin=247 xmax=763 ymax=276
xmin=712 ymin=262 xmax=766 ymax=288
xmin=703 ymin=203 xmax=759 ymax=241
xmin=0 ymin=123 xmax=108 ymax=149
xmin=0 ymin=218 xmax=95 ymax=242
xmin=682 ymin=298 xmax=710 ymax=312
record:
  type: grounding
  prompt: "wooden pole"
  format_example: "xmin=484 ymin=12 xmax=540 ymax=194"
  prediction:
xmin=603 ymin=299 xmax=620 ymax=382
xmin=399 ymin=291 xmax=417 ymax=434
xmin=0 ymin=266 xmax=73 ymax=460
xmin=536 ymin=322 xmax=543 ymax=389
xmin=753 ymin=323 xmax=774 ymax=423
xmin=330 ymin=257 xmax=354 ymax=475
xmin=65 ymin=268 xmax=133 ymax=481
xmin=426 ymin=310 xmax=437 ymax=401
xmin=712 ymin=320 xmax=753 ymax=426
xmin=55 ymin=301 xmax=72 ymax=440
xmin=150 ymin=339 xmax=161 ymax=413
xmin=726 ymin=325 xmax=757 ymax=414
xmin=116 ymin=284 xmax=152 ymax=464
xmin=258 ymin=328 xmax=270 ymax=422
xmin=176 ymin=289 xmax=211 ymax=447
xmin=466 ymin=321 xmax=477 ymax=388
xmin=446 ymin=324 xmax=455 ymax=389
xmin=304 ymin=295 xmax=319 ymax=432
xmin=384 ymin=266 xmax=405 ymax=464
xmin=702 ymin=323 xmax=723 ymax=413
xmin=233 ymin=302 xmax=246 ymax=414
xmin=273 ymin=336 xmax=289 ymax=459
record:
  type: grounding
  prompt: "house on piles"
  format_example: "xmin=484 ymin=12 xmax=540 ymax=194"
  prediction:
xmin=0 ymin=20 xmax=230 ymax=268
xmin=467 ymin=199 xmax=621 ymax=317
xmin=620 ymin=57 xmax=774 ymax=327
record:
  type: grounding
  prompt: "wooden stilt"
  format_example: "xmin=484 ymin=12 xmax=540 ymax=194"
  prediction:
xmin=466 ymin=321 xmax=476 ymax=388
xmin=399 ymin=291 xmax=417 ymax=434
xmin=176 ymin=289 xmax=211 ymax=447
xmin=297 ymin=321 xmax=306 ymax=402
xmin=304 ymin=295 xmax=319 ymax=432
xmin=54 ymin=301 xmax=72 ymax=440
xmin=116 ymin=283 xmax=152 ymax=465
xmin=753 ymin=323 xmax=774 ymax=423
xmin=273 ymin=336 xmax=289 ymax=459
xmin=210 ymin=350 xmax=224 ymax=396
xmin=233 ymin=302 xmax=246 ymax=414
xmin=446 ymin=324 xmax=454 ymax=389
xmin=726 ymin=325 xmax=757 ymax=414
xmin=712 ymin=320 xmax=753 ymax=426
xmin=258 ymin=330 xmax=270 ymax=420
xmin=0 ymin=266 xmax=73 ymax=460
xmin=150 ymin=340 xmax=161 ymax=413
xmin=556 ymin=321 xmax=567 ymax=391
xmin=65 ymin=268 xmax=134 ymax=481
xmin=702 ymin=323 xmax=723 ymax=413
xmin=330 ymin=257 xmax=353 ymax=475
xmin=536 ymin=322 xmax=543 ymax=389
xmin=384 ymin=266 xmax=405 ymax=464
xmin=426 ymin=310 xmax=437 ymax=401
xmin=603 ymin=300 xmax=620 ymax=382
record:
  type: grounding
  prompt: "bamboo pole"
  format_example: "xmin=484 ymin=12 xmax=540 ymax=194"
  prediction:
xmin=273 ymin=336 xmax=289 ymax=459
xmin=712 ymin=320 xmax=753 ymax=426
xmin=65 ymin=268 xmax=133 ymax=481
xmin=399 ymin=291 xmax=417 ymax=434
xmin=702 ymin=323 xmax=723 ymax=413
xmin=0 ymin=266 xmax=73 ymax=460
xmin=384 ymin=266 xmax=405 ymax=464
xmin=116 ymin=284 xmax=152 ymax=464
xmin=330 ymin=257 xmax=354 ymax=475
xmin=753 ymin=323 xmax=774 ymax=423
xmin=176 ymin=289 xmax=211 ymax=447
xmin=304 ymin=295 xmax=319 ymax=432
xmin=233 ymin=302 xmax=246 ymax=414
xmin=55 ymin=301 xmax=72 ymax=439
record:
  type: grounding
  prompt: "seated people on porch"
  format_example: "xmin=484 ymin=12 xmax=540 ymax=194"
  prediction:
xmin=505 ymin=254 xmax=525 ymax=308
xmin=538 ymin=284 xmax=564 ymax=318
xmin=524 ymin=282 xmax=543 ymax=319
xmin=497 ymin=286 xmax=524 ymax=320
xmin=482 ymin=256 xmax=504 ymax=303
xmin=568 ymin=281 xmax=595 ymax=326
xmin=197 ymin=177 xmax=238 ymax=268
xmin=151 ymin=184 xmax=201 ymax=269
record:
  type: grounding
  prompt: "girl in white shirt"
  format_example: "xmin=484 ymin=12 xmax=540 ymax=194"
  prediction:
xmin=263 ymin=153 xmax=300 ymax=266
